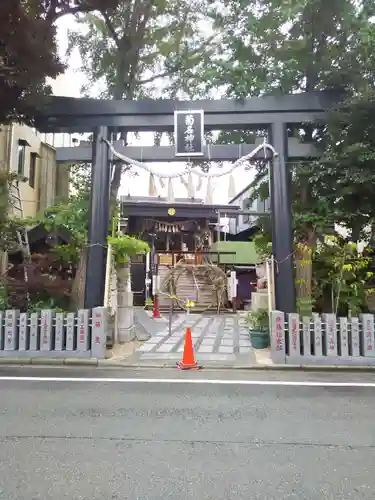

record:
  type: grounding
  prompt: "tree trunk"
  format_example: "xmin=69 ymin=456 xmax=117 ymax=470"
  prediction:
xmin=295 ymin=240 xmax=313 ymax=317
xmin=69 ymin=247 xmax=87 ymax=310
xmin=295 ymin=171 xmax=315 ymax=316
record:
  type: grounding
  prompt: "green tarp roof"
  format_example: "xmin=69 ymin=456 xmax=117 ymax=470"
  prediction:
xmin=209 ymin=241 xmax=261 ymax=265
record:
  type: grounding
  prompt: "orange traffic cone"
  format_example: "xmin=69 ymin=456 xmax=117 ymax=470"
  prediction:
xmin=176 ymin=327 xmax=201 ymax=370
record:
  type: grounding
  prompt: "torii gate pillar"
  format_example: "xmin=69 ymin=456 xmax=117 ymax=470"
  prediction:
xmin=84 ymin=126 xmax=111 ymax=309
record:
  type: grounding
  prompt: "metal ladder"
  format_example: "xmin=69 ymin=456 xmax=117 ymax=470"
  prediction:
xmin=8 ymin=179 xmax=31 ymax=282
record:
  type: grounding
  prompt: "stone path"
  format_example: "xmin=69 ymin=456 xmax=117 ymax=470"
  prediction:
xmin=132 ymin=312 xmax=256 ymax=366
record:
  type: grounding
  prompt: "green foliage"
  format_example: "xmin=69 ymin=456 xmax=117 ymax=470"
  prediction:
xmin=313 ymin=238 xmax=374 ymax=316
xmin=0 ymin=172 xmax=33 ymax=252
xmin=0 ymin=0 xmax=119 ymax=124
xmin=0 ymin=172 xmax=10 ymax=222
xmin=108 ymin=234 xmax=149 ymax=266
xmin=24 ymin=163 xmax=91 ymax=255
xmin=188 ymin=0 xmax=375 ymax=245
xmin=51 ymin=244 xmax=81 ymax=265
xmin=206 ymin=0 xmax=371 ymax=97
xmin=314 ymin=87 xmax=375 ymax=240
xmin=0 ymin=284 xmax=10 ymax=310
xmin=67 ymin=0 xmax=215 ymax=101
xmin=66 ymin=0 xmax=217 ymax=202
xmin=297 ymin=298 xmax=314 ymax=317
xmin=245 ymin=309 xmax=269 ymax=332
xmin=61 ymin=0 xmax=375 ymax=317
xmin=252 ymin=231 xmax=272 ymax=260
xmin=185 ymin=0 xmax=375 ymax=316
xmin=27 ymin=296 xmax=65 ymax=313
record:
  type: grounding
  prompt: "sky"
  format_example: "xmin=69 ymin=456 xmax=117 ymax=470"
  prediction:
xmin=47 ymin=16 xmax=255 ymax=204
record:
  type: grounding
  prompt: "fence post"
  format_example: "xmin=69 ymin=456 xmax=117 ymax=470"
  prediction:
xmin=40 ymin=310 xmax=54 ymax=351
xmin=302 ymin=317 xmax=311 ymax=356
xmin=324 ymin=313 xmax=337 ymax=357
xmin=55 ymin=312 xmax=64 ymax=351
xmin=4 ymin=310 xmax=19 ymax=351
xmin=313 ymin=314 xmax=323 ymax=357
xmin=339 ymin=317 xmax=349 ymax=359
xmin=288 ymin=313 xmax=300 ymax=360
xmin=350 ymin=317 xmax=360 ymax=358
xmin=270 ymin=310 xmax=286 ymax=363
xmin=361 ymin=314 xmax=375 ymax=357
xmin=19 ymin=312 xmax=28 ymax=351
xmin=66 ymin=313 xmax=75 ymax=351
xmin=77 ymin=309 xmax=90 ymax=353
xmin=29 ymin=313 xmax=39 ymax=351
xmin=91 ymin=307 xmax=108 ymax=359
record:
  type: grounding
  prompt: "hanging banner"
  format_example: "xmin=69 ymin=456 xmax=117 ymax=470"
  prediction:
xmin=174 ymin=110 xmax=204 ymax=157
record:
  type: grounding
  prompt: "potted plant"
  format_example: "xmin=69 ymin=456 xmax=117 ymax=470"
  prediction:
xmin=246 ymin=309 xmax=270 ymax=349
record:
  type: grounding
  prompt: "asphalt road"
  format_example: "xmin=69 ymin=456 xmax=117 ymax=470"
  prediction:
xmin=0 ymin=367 xmax=374 ymax=499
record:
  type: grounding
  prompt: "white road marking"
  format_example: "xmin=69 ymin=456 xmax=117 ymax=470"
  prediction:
xmin=0 ymin=376 xmax=375 ymax=387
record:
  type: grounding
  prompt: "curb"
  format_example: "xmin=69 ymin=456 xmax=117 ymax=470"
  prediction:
xmin=0 ymin=357 xmax=32 ymax=366
xmin=97 ymin=360 xmax=375 ymax=372
xmin=64 ymin=358 xmax=99 ymax=366
xmin=1 ymin=357 xmax=375 ymax=372
xmin=0 ymin=357 xmax=98 ymax=367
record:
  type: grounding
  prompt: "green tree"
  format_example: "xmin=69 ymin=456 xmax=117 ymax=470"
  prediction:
xmin=21 ymin=162 xmax=91 ymax=308
xmin=313 ymin=21 xmax=375 ymax=242
xmin=204 ymin=0 xmax=369 ymax=96
xmin=173 ymin=0 xmax=374 ymax=314
xmin=0 ymin=0 xmax=119 ymax=124
xmin=61 ymin=0 xmax=217 ymax=306
xmin=66 ymin=0 xmax=216 ymax=196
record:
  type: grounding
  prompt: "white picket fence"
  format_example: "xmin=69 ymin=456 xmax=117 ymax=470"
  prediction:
xmin=0 ymin=307 xmax=109 ymax=359
xmin=270 ymin=311 xmax=375 ymax=365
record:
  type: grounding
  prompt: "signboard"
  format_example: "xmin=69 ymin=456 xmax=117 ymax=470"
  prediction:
xmin=159 ymin=254 xmax=173 ymax=265
xmin=174 ymin=110 xmax=204 ymax=157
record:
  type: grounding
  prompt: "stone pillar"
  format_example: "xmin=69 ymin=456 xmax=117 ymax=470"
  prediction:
xmin=251 ymin=262 xmax=269 ymax=312
xmin=116 ymin=265 xmax=135 ymax=342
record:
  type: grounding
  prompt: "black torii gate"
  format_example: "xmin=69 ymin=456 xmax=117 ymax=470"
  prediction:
xmin=35 ymin=91 xmax=339 ymax=313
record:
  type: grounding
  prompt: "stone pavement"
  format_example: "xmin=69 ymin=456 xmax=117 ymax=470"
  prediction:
xmin=128 ymin=312 xmax=257 ymax=366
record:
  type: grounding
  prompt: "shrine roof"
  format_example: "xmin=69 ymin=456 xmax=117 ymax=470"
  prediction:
xmin=120 ymin=195 xmax=239 ymax=219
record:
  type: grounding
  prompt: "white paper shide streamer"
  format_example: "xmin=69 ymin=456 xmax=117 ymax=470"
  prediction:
xmin=103 ymin=139 xmax=277 ymax=201
xmin=228 ymin=174 xmax=236 ymax=199
xmin=167 ymin=178 xmax=174 ymax=201
xmin=148 ymin=173 xmax=157 ymax=196
xmin=205 ymin=177 xmax=213 ymax=204
xmin=187 ymin=173 xmax=195 ymax=198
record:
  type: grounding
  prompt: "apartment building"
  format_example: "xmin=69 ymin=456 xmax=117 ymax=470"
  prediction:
xmin=0 ymin=124 xmax=70 ymax=273
xmin=0 ymin=124 xmax=69 ymax=217
xmin=228 ymin=183 xmax=270 ymax=239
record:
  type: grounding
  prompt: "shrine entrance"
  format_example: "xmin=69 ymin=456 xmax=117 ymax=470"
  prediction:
xmin=35 ymin=91 xmax=339 ymax=313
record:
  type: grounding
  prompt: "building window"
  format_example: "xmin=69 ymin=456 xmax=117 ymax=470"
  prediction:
xmin=29 ymin=152 xmax=38 ymax=188
xmin=17 ymin=144 xmax=25 ymax=175
xmin=17 ymin=139 xmax=31 ymax=176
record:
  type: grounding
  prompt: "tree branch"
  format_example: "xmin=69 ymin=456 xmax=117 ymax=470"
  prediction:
xmin=135 ymin=37 xmax=217 ymax=85
xmin=45 ymin=0 xmax=59 ymax=22
xmin=136 ymin=67 xmax=181 ymax=85
xmin=45 ymin=0 xmax=120 ymax=23
xmin=47 ymin=5 xmax=93 ymax=23
xmin=100 ymin=10 xmax=121 ymax=48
